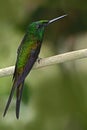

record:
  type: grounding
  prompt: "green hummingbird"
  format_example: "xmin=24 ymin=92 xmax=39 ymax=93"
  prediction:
xmin=3 ymin=14 xmax=67 ymax=119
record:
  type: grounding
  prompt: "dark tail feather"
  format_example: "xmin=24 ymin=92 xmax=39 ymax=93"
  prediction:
xmin=3 ymin=83 xmax=16 ymax=117
xmin=16 ymin=81 xmax=24 ymax=119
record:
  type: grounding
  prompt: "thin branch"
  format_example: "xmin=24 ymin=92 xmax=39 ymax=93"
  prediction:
xmin=0 ymin=48 xmax=87 ymax=77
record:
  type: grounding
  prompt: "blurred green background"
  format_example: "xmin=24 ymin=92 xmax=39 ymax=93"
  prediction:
xmin=0 ymin=0 xmax=87 ymax=130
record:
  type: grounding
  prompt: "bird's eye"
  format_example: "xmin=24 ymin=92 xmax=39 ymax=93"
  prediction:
xmin=36 ymin=24 xmax=42 ymax=29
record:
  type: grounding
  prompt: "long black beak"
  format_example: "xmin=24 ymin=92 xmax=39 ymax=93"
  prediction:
xmin=47 ymin=14 xmax=68 ymax=25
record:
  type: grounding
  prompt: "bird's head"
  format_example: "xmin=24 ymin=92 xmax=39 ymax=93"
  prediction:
xmin=27 ymin=14 xmax=67 ymax=41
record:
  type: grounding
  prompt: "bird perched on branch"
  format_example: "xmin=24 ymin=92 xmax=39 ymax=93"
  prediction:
xmin=3 ymin=14 xmax=67 ymax=119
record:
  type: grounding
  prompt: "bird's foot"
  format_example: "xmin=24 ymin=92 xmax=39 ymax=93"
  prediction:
xmin=37 ymin=57 xmax=42 ymax=63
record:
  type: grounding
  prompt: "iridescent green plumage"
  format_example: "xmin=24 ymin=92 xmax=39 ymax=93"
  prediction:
xmin=3 ymin=15 xmax=67 ymax=119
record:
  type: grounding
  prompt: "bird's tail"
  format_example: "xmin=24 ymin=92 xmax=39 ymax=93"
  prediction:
xmin=3 ymin=80 xmax=24 ymax=119
xmin=16 ymin=81 xmax=24 ymax=119
xmin=3 ymin=81 xmax=16 ymax=117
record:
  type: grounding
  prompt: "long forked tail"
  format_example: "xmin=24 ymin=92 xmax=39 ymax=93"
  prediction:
xmin=16 ymin=81 xmax=24 ymax=119
xmin=3 ymin=82 xmax=16 ymax=117
xmin=3 ymin=80 xmax=24 ymax=119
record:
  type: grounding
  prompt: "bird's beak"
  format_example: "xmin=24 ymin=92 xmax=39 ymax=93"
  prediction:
xmin=47 ymin=14 xmax=68 ymax=25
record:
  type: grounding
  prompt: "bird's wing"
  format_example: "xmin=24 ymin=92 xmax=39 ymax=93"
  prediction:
xmin=16 ymin=42 xmax=41 ymax=86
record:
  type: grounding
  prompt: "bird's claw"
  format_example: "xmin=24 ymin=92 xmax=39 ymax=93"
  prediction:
xmin=37 ymin=57 xmax=42 ymax=63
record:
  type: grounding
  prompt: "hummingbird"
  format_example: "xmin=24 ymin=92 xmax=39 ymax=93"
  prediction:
xmin=3 ymin=14 xmax=67 ymax=119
